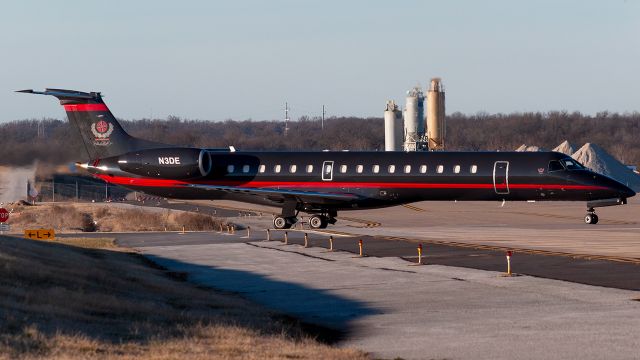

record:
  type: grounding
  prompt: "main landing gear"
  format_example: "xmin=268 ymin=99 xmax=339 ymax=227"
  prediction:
xmin=272 ymin=209 xmax=337 ymax=230
xmin=584 ymin=208 xmax=599 ymax=225
xmin=309 ymin=214 xmax=339 ymax=229
xmin=273 ymin=216 xmax=296 ymax=229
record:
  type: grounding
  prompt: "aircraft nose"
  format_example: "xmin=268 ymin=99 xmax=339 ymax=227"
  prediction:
xmin=619 ymin=183 xmax=636 ymax=199
xmin=594 ymin=174 xmax=636 ymax=199
xmin=607 ymin=177 xmax=636 ymax=198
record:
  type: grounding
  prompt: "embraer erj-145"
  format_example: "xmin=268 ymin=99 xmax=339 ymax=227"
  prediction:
xmin=19 ymin=89 xmax=635 ymax=229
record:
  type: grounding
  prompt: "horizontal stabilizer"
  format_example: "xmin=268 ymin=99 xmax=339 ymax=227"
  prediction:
xmin=16 ymin=88 xmax=99 ymax=100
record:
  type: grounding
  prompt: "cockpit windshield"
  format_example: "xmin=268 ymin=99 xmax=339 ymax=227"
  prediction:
xmin=561 ymin=158 xmax=584 ymax=170
xmin=548 ymin=158 xmax=585 ymax=172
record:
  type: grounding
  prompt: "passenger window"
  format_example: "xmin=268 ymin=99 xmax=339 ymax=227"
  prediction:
xmin=227 ymin=165 xmax=235 ymax=173
xmin=373 ymin=165 xmax=380 ymax=173
xmin=340 ymin=165 xmax=347 ymax=173
xmin=404 ymin=165 xmax=411 ymax=173
xmin=306 ymin=165 xmax=313 ymax=173
xmin=419 ymin=165 xmax=427 ymax=174
xmin=388 ymin=165 xmax=396 ymax=174
xmin=437 ymin=165 xmax=444 ymax=173
xmin=274 ymin=165 xmax=281 ymax=173
xmin=242 ymin=165 xmax=250 ymax=173
xmin=356 ymin=165 xmax=364 ymax=173
xmin=259 ymin=164 xmax=266 ymax=173
xmin=290 ymin=165 xmax=297 ymax=173
xmin=548 ymin=160 xmax=564 ymax=172
xmin=454 ymin=165 xmax=460 ymax=174
xmin=470 ymin=165 xmax=477 ymax=174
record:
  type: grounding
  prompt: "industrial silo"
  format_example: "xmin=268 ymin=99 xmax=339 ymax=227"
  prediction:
xmin=384 ymin=100 xmax=403 ymax=151
xmin=403 ymin=86 xmax=425 ymax=151
xmin=427 ymin=78 xmax=445 ymax=151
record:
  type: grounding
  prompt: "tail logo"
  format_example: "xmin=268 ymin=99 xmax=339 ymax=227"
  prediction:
xmin=91 ymin=120 xmax=114 ymax=146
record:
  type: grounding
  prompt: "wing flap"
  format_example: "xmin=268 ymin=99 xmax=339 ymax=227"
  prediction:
xmin=184 ymin=184 xmax=359 ymax=204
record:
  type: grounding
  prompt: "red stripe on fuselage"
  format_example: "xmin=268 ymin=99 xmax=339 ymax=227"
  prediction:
xmin=94 ymin=175 xmax=609 ymax=191
xmin=63 ymin=103 xmax=109 ymax=112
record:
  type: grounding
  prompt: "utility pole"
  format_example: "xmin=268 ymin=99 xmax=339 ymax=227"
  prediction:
xmin=322 ymin=105 xmax=325 ymax=131
xmin=52 ymin=178 xmax=55 ymax=202
xmin=37 ymin=120 xmax=45 ymax=138
xmin=284 ymin=102 xmax=290 ymax=136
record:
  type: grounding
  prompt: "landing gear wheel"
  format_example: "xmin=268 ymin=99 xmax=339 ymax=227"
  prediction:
xmin=309 ymin=215 xmax=327 ymax=229
xmin=273 ymin=216 xmax=292 ymax=229
xmin=584 ymin=213 xmax=599 ymax=225
xmin=309 ymin=215 xmax=329 ymax=229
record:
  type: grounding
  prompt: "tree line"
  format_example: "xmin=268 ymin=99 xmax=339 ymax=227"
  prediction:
xmin=1 ymin=111 xmax=638 ymax=166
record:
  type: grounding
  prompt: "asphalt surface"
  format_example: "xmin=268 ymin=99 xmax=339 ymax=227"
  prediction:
xmin=81 ymin=228 xmax=640 ymax=292
xmin=116 ymin=232 xmax=640 ymax=360
xmin=54 ymin=198 xmax=640 ymax=359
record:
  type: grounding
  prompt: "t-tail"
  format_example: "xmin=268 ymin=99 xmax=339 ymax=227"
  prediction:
xmin=17 ymin=88 xmax=169 ymax=159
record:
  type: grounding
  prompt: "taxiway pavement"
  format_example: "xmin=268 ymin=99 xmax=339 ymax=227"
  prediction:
xmin=116 ymin=231 xmax=640 ymax=360
xmin=58 ymin=198 xmax=640 ymax=359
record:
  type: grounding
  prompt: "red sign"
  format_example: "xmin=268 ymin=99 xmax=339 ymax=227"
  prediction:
xmin=0 ymin=208 xmax=9 ymax=223
xmin=506 ymin=250 xmax=513 ymax=258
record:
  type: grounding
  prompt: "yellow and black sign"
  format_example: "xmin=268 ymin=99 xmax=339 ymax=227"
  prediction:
xmin=24 ymin=229 xmax=55 ymax=240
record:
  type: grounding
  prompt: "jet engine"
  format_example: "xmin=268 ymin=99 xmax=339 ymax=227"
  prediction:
xmin=117 ymin=147 xmax=212 ymax=179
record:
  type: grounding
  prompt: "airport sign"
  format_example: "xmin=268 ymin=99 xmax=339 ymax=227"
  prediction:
xmin=24 ymin=229 xmax=55 ymax=240
xmin=0 ymin=208 xmax=9 ymax=223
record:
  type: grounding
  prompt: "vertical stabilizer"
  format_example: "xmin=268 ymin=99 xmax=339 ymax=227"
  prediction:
xmin=17 ymin=89 xmax=168 ymax=159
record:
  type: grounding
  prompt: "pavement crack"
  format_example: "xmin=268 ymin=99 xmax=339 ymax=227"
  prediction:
xmin=377 ymin=267 xmax=416 ymax=274
xmin=246 ymin=242 xmax=335 ymax=262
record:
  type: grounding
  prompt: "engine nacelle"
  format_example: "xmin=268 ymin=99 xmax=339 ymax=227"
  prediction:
xmin=117 ymin=147 xmax=212 ymax=179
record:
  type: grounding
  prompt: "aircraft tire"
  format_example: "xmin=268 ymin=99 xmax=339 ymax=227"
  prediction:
xmin=273 ymin=216 xmax=291 ymax=229
xmin=309 ymin=215 xmax=324 ymax=229
xmin=584 ymin=213 xmax=598 ymax=225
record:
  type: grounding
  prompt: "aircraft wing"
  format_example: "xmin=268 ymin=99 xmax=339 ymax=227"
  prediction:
xmin=184 ymin=184 xmax=360 ymax=205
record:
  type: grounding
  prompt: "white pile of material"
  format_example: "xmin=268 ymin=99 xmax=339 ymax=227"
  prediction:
xmin=552 ymin=140 xmax=575 ymax=155
xmin=515 ymin=144 xmax=545 ymax=152
xmin=571 ymin=143 xmax=640 ymax=191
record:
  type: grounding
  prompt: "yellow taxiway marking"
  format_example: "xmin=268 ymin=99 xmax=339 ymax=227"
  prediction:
xmin=402 ymin=204 xmax=427 ymax=212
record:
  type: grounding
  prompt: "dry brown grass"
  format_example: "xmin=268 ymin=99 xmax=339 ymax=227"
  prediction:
xmin=6 ymin=203 xmax=231 ymax=233
xmin=53 ymin=237 xmax=116 ymax=249
xmin=0 ymin=235 xmax=368 ymax=359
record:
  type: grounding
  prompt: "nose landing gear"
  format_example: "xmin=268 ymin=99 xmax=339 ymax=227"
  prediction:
xmin=584 ymin=208 xmax=599 ymax=225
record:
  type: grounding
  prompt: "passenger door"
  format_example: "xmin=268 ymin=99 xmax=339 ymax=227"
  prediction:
xmin=493 ymin=161 xmax=509 ymax=194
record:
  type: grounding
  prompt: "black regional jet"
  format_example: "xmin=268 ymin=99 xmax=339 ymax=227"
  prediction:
xmin=19 ymin=88 xmax=635 ymax=229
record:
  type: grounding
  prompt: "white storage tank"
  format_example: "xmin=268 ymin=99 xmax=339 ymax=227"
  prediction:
xmin=384 ymin=100 xmax=403 ymax=151
xmin=403 ymin=86 xmax=425 ymax=151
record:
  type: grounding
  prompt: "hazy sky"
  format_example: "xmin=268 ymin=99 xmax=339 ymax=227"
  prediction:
xmin=1 ymin=0 xmax=638 ymax=122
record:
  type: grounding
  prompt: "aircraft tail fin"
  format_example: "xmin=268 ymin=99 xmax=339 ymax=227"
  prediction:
xmin=17 ymin=88 xmax=167 ymax=159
